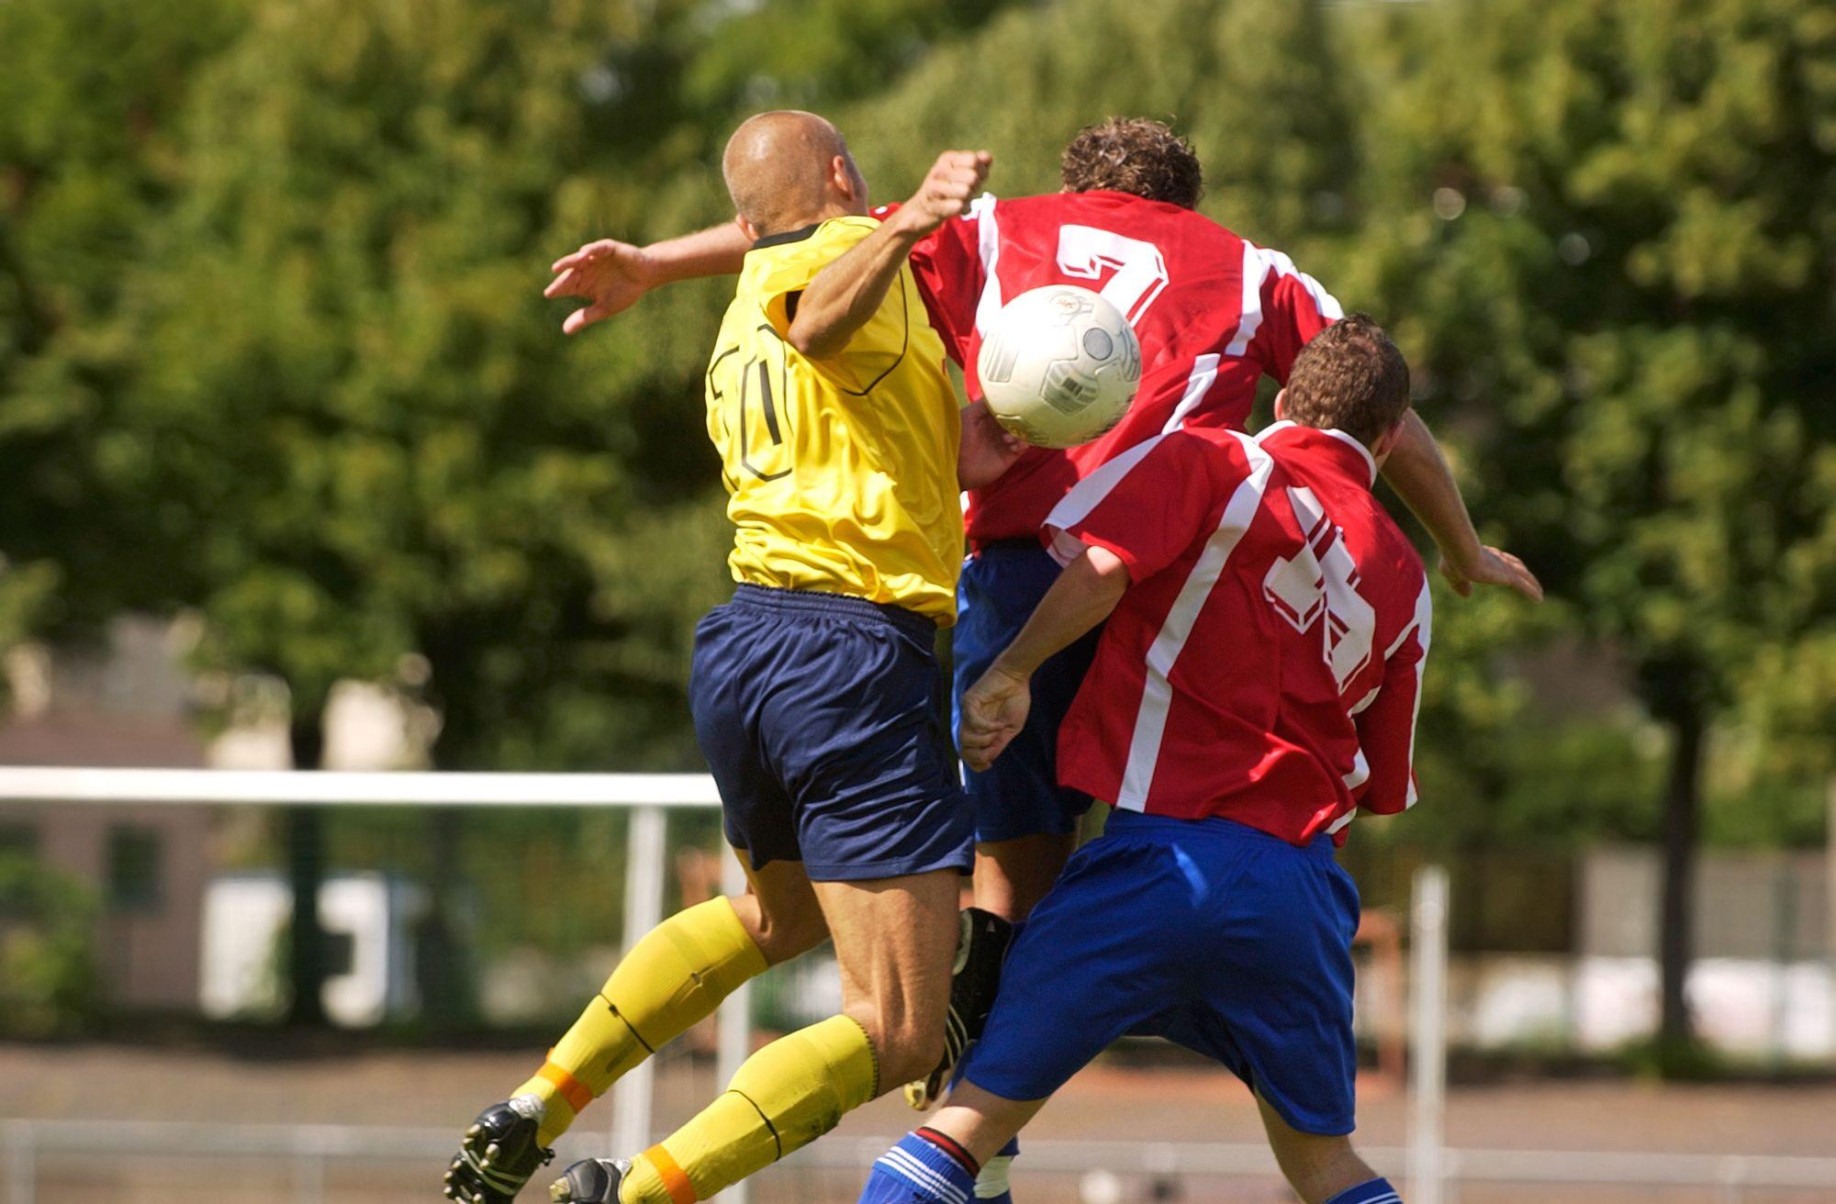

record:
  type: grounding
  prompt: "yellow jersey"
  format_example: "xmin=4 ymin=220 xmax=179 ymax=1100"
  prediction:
xmin=704 ymin=216 xmax=963 ymax=623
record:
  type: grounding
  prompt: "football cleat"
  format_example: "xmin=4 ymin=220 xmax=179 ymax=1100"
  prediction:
xmin=444 ymin=1096 xmax=555 ymax=1204
xmin=549 ymin=1157 xmax=631 ymax=1204
xmin=905 ymin=907 xmax=1014 ymax=1110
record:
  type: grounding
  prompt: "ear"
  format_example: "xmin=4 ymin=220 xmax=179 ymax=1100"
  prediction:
xmin=1272 ymin=389 xmax=1288 ymax=422
xmin=831 ymin=155 xmax=857 ymax=200
xmin=734 ymin=213 xmax=760 ymax=243
xmin=1370 ymin=417 xmax=1405 ymax=461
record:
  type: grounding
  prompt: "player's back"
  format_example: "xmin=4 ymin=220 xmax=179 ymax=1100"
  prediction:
xmin=708 ymin=216 xmax=963 ymax=623
xmin=1052 ymin=422 xmax=1430 ymax=845
xmin=906 ymin=190 xmax=1340 ymax=544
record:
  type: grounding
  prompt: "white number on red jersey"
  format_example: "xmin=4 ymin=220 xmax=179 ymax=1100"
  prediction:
xmin=1056 ymin=225 xmax=1170 ymax=324
xmin=1262 ymin=486 xmax=1376 ymax=692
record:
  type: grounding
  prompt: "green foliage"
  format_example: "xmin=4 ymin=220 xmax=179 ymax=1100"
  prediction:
xmin=0 ymin=558 xmax=59 ymax=662
xmin=0 ymin=0 xmax=251 ymax=633
xmin=1348 ymin=0 xmax=1836 ymax=1049
xmin=0 ymin=853 xmax=100 ymax=1037
xmin=2 ymin=0 xmax=1830 ymax=865
xmin=1353 ymin=0 xmax=1836 ymax=728
xmin=841 ymin=0 xmax=1357 ymax=257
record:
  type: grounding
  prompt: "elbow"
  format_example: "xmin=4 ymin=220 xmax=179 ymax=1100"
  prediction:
xmin=786 ymin=328 xmax=830 ymax=358
xmin=786 ymin=320 xmax=843 ymax=360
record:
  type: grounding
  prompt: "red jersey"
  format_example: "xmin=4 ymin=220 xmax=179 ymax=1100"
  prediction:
xmin=897 ymin=190 xmax=1341 ymax=546
xmin=1048 ymin=423 xmax=1431 ymax=846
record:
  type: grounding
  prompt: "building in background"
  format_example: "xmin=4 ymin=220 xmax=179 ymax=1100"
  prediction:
xmin=0 ymin=618 xmax=214 ymax=1013
xmin=0 ymin=617 xmax=428 ymax=1019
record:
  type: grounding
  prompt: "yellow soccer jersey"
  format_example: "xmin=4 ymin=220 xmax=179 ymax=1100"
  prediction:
xmin=705 ymin=215 xmax=962 ymax=623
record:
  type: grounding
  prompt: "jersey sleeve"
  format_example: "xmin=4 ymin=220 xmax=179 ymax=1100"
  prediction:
xmin=1353 ymin=575 xmax=1433 ymax=816
xmin=754 ymin=219 xmax=875 ymax=340
xmin=759 ymin=218 xmax=917 ymax=389
xmin=1243 ymin=247 xmax=1343 ymax=384
xmin=1043 ymin=432 xmax=1235 ymax=583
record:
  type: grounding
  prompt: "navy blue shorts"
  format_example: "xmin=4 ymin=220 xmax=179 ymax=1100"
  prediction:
xmin=960 ymin=811 xmax=1362 ymax=1135
xmin=953 ymin=542 xmax=1101 ymax=843
xmin=689 ymin=585 xmax=974 ymax=883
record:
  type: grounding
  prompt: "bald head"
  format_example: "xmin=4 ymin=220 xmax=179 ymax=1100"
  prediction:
xmin=722 ymin=110 xmax=865 ymax=236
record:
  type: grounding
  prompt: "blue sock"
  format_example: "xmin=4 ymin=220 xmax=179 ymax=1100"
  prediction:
xmin=1323 ymin=1178 xmax=1403 ymax=1204
xmin=859 ymin=1130 xmax=980 ymax=1204
xmin=972 ymin=1137 xmax=1019 ymax=1202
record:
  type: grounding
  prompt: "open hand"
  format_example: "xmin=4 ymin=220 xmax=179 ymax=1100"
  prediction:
xmin=1441 ymin=545 xmax=1543 ymax=602
xmin=545 ymin=239 xmax=655 ymax=335
xmin=958 ymin=663 xmax=1032 ymax=772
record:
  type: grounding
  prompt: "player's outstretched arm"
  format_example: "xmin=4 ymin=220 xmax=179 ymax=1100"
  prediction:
xmin=960 ymin=545 xmax=1130 ymax=770
xmin=1381 ymin=411 xmax=1544 ymax=602
xmin=545 ymin=220 xmax=752 ymax=335
xmin=788 ymin=150 xmax=991 ymax=360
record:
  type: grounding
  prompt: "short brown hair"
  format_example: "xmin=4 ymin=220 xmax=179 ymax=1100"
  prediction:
xmin=1060 ymin=117 xmax=1203 ymax=209
xmin=1280 ymin=315 xmax=1412 ymax=445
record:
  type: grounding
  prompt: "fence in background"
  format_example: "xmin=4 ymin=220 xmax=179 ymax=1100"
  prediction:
xmin=5 ymin=769 xmax=1836 ymax=1203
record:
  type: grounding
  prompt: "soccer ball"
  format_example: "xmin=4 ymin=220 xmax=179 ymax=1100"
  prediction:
xmin=976 ymin=284 xmax=1142 ymax=449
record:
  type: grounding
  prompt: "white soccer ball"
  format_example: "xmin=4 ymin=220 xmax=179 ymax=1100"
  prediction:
xmin=976 ymin=284 xmax=1142 ymax=449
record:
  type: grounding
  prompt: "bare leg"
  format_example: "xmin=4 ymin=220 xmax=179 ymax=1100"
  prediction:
xmin=971 ymin=831 xmax=1075 ymax=922
xmin=922 ymin=1078 xmax=1049 ymax=1167
xmin=727 ymin=849 xmax=830 ymax=965
xmin=564 ymin=867 xmax=966 ymax=1204
xmin=1257 ymin=1092 xmax=1380 ymax=1204
xmin=812 ymin=867 xmax=965 ymax=1088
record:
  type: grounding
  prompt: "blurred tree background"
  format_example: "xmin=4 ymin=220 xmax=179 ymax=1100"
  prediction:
xmin=1 ymin=0 xmax=1831 ymax=1055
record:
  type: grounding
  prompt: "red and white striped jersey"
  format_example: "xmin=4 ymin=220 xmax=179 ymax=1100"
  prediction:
xmin=1047 ymin=422 xmax=1432 ymax=846
xmin=894 ymin=190 xmax=1341 ymax=547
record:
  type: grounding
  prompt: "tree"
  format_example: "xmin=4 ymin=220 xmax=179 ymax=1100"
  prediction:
xmin=95 ymin=0 xmax=1038 ymax=1023
xmin=1348 ymin=0 xmax=1836 ymax=1066
xmin=0 ymin=0 xmax=249 ymax=650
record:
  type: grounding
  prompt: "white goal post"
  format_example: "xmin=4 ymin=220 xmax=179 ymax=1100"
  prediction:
xmin=0 ymin=766 xmax=749 ymax=1204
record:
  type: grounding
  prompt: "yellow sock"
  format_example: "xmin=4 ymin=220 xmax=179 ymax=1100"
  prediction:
xmin=618 ymin=1014 xmax=878 ymax=1204
xmin=512 ymin=897 xmax=767 ymax=1145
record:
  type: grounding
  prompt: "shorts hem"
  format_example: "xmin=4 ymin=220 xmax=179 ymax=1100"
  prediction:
xmin=972 ymin=808 xmax=1089 ymax=844
xmin=802 ymin=851 xmax=974 ymax=883
xmin=1234 ymin=1056 xmax=1355 ymax=1137
xmin=958 ymin=1065 xmax=1064 ymax=1106
xmin=1258 ymin=1091 xmax=1354 ymax=1138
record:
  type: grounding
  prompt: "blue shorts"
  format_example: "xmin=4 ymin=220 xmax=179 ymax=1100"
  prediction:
xmin=689 ymin=585 xmax=974 ymax=883
xmin=953 ymin=542 xmax=1101 ymax=843
xmin=960 ymin=811 xmax=1361 ymax=1136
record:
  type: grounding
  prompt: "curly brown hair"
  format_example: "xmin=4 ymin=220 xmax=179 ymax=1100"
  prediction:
xmin=1060 ymin=117 xmax=1203 ymax=209
xmin=1280 ymin=315 xmax=1412 ymax=446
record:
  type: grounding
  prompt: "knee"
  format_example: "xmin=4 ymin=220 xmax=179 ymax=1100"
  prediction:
xmin=852 ymin=1009 xmax=946 ymax=1088
xmin=737 ymin=898 xmax=827 ymax=965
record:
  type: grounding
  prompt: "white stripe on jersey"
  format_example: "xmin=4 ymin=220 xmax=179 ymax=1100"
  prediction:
xmin=1224 ymin=242 xmax=1270 ymax=358
xmin=1224 ymin=242 xmax=1345 ymax=358
xmin=1041 ymin=434 xmax=1172 ymax=565
xmin=1161 ymin=353 xmax=1222 ymax=433
xmin=1343 ymin=747 xmax=1371 ymax=791
xmin=969 ymin=193 xmax=1004 ymax=339
xmin=1117 ymin=431 xmax=1275 ymax=811
xmin=1401 ymin=575 xmax=1433 ymax=809
xmin=1328 ymin=746 xmax=1372 ymax=835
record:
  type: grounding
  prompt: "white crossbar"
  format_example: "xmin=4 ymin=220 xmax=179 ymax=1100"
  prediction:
xmin=0 ymin=767 xmax=721 ymax=808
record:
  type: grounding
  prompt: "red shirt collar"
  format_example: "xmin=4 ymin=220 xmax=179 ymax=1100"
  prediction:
xmin=1255 ymin=421 xmax=1378 ymax=487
